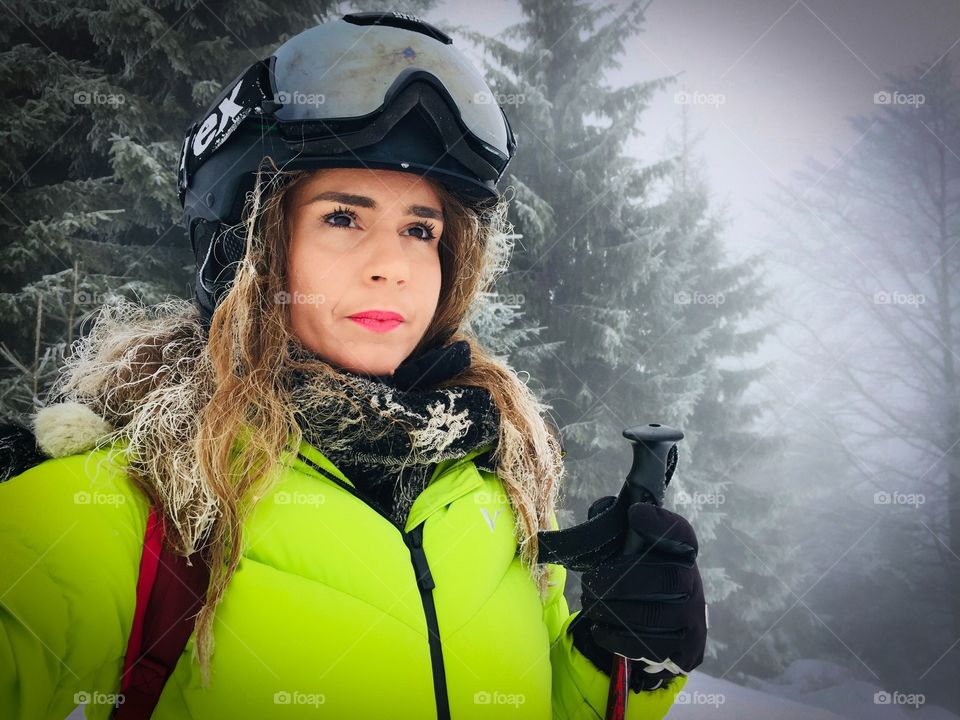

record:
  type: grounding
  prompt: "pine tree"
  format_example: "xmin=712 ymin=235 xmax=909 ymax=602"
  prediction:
xmin=654 ymin=101 xmax=790 ymax=667
xmin=466 ymin=1 xmax=777 ymax=669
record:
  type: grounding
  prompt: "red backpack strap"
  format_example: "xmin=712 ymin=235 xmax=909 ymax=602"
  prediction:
xmin=112 ymin=506 xmax=211 ymax=719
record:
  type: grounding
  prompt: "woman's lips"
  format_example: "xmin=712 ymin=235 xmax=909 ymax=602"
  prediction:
xmin=348 ymin=317 xmax=403 ymax=333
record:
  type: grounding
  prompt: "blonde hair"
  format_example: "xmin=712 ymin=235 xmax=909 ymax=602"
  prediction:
xmin=46 ymin=163 xmax=565 ymax=685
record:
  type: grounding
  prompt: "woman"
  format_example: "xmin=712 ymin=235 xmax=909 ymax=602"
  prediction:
xmin=0 ymin=12 xmax=704 ymax=720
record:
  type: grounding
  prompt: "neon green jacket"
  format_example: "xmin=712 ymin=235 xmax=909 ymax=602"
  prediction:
xmin=0 ymin=434 xmax=686 ymax=719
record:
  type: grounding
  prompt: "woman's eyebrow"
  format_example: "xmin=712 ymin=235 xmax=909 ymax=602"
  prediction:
xmin=301 ymin=190 xmax=443 ymax=220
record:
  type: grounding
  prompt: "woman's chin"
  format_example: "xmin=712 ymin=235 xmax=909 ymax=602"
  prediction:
xmin=332 ymin=354 xmax=399 ymax=378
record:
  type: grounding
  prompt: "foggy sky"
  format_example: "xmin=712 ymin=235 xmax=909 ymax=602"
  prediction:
xmin=431 ymin=0 xmax=960 ymax=259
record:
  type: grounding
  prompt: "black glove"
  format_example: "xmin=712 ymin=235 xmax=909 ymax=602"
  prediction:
xmin=569 ymin=495 xmax=707 ymax=692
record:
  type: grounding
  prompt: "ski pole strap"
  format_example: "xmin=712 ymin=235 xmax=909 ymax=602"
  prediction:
xmin=536 ymin=444 xmax=679 ymax=569
xmin=112 ymin=507 xmax=211 ymax=719
xmin=535 ymin=478 xmax=634 ymax=570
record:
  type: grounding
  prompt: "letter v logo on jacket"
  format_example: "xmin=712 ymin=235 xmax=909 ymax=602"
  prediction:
xmin=480 ymin=507 xmax=501 ymax=533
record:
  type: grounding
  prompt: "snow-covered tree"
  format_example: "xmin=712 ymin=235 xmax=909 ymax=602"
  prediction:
xmin=466 ymin=0 xmax=776 ymax=668
xmin=768 ymin=55 xmax=960 ymax=707
xmin=0 ymin=0 xmax=437 ymax=420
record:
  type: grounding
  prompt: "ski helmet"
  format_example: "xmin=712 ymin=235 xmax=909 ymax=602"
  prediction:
xmin=176 ymin=11 xmax=517 ymax=325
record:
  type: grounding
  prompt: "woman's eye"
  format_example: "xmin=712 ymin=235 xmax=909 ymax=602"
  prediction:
xmin=323 ymin=210 xmax=357 ymax=229
xmin=404 ymin=223 xmax=438 ymax=241
xmin=321 ymin=207 xmax=437 ymax=241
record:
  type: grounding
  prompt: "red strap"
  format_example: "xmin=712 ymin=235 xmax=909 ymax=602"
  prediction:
xmin=112 ymin=507 xmax=211 ymax=719
xmin=121 ymin=507 xmax=163 ymax=684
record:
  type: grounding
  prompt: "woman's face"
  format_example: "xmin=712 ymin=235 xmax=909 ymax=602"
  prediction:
xmin=285 ymin=167 xmax=445 ymax=377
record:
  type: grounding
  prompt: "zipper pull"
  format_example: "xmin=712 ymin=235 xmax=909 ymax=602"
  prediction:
xmin=408 ymin=524 xmax=435 ymax=591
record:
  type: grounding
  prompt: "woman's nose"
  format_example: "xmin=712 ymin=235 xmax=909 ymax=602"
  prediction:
xmin=364 ymin=228 xmax=411 ymax=284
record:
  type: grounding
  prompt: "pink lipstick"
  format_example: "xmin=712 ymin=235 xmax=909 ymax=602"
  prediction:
xmin=347 ymin=309 xmax=405 ymax=333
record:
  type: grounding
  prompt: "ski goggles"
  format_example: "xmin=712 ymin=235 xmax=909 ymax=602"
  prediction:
xmin=177 ymin=12 xmax=517 ymax=208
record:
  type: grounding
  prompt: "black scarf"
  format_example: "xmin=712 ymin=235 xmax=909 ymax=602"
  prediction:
xmin=286 ymin=340 xmax=500 ymax=526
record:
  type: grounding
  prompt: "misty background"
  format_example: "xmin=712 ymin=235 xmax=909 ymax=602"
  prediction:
xmin=3 ymin=1 xmax=959 ymax=718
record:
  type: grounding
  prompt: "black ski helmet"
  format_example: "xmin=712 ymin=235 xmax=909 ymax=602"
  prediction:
xmin=176 ymin=11 xmax=517 ymax=326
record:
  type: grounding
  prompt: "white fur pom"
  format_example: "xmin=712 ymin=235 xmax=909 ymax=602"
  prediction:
xmin=33 ymin=402 xmax=115 ymax=458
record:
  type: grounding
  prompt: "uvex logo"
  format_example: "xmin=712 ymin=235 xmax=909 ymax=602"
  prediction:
xmin=191 ymin=77 xmax=246 ymax=159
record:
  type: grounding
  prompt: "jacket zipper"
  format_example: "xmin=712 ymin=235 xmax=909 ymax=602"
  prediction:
xmin=407 ymin=522 xmax=450 ymax=720
xmin=296 ymin=453 xmax=451 ymax=720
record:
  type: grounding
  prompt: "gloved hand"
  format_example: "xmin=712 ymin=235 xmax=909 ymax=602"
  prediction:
xmin=569 ymin=495 xmax=708 ymax=692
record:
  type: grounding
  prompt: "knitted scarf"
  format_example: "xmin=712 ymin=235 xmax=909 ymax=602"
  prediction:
xmin=285 ymin=340 xmax=500 ymax=527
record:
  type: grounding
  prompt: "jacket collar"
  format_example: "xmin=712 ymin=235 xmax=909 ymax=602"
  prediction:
xmin=285 ymin=436 xmax=496 ymax=532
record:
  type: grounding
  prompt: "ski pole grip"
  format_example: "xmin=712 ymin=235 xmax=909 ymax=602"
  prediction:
xmin=605 ymin=423 xmax=685 ymax=720
xmin=620 ymin=424 xmax=684 ymax=563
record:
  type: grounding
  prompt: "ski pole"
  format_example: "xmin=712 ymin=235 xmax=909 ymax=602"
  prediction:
xmin=604 ymin=423 xmax=683 ymax=720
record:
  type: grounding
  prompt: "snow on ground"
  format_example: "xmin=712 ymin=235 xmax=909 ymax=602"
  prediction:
xmin=669 ymin=660 xmax=959 ymax=720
